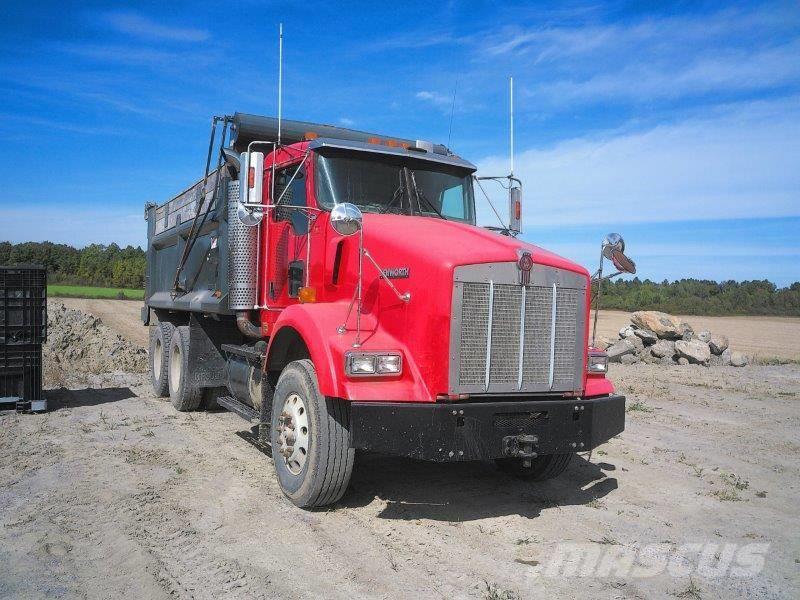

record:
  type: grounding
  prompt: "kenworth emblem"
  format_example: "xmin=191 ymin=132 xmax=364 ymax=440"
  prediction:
xmin=382 ymin=267 xmax=410 ymax=279
xmin=517 ymin=251 xmax=533 ymax=285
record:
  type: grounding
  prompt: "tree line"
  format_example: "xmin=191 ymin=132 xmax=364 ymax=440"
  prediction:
xmin=596 ymin=277 xmax=800 ymax=316
xmin=1 ymin=241 xmax=798 ymax=315
xmin=0 ymin=241 xmax=146 ymax=289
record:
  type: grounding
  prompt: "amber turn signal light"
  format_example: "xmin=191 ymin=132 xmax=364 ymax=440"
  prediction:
xmin=298 ymin=287 xmax=316 ymax=303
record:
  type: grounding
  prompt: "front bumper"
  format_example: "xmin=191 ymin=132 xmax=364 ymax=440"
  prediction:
xmin=350 ymin=395 xmax=625 ymax=462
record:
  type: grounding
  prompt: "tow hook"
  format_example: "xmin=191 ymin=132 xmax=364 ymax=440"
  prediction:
xmin=502 ymin=434 xmax=539 ymax=462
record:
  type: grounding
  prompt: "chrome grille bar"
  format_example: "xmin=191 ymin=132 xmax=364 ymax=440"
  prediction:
xmin=451 ymin=262 xmax=586 ymax=395
xmin=484 ymin=280 xmax=494 ymax=391
xmin=548 ymin=283 xmax=557 ymax=389
xmin=517 ymin=285 xmax=526 ymax=390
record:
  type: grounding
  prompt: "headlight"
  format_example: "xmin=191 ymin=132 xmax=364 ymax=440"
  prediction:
xmin=587 ymin=352 xmax=608 ymax=374
xmin=345 ymin=352 xmax=403 ymax=376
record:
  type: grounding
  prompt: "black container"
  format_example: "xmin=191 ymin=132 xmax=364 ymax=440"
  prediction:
xmin=0 ymin=266 xmax=47 ymax=346
xmin=1 ymin=265 xmax=46 ymax=411
xmin=0 ymin=345 xmax=44 ymax=410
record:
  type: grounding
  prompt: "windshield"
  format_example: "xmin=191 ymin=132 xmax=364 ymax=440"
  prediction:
xmin=315 ymin=149 xmax=476 ymax=224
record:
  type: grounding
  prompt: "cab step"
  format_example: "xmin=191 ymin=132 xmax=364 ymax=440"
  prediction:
xmin=217 ymin=395 xmax=259 ymax=422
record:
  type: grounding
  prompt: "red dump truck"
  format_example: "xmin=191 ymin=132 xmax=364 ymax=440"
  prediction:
xmin=143 ymin=113 xmax=631 ymax=507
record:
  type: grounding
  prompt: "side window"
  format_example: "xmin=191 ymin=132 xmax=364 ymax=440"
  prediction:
xmin=273 ymin=164 xmax=308 ymax=234
xmin=440 ymin=185 xmax=465 ymax=220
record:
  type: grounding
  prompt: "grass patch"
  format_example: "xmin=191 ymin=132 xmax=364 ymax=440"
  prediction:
xmin=751 ymin=355 xmax=800 ymax=366
xmin=48 ymin=285 xmax=144 ymax=300
xmin=626 ymin=399 xmax=654 ymax=413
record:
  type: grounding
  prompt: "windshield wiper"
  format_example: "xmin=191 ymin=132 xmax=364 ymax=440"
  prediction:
xmin=379 ymin=171 xmax=408 ymax=214
xmin=409 ymin=171 xmax=445 ymax=219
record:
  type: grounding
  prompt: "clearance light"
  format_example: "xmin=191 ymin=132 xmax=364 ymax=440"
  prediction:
xmin=304 ymin=131 xmax=319 ymax=140
xmin=588 ymin=352 xmax=609 ymax=374
xmin=345 ymin=352 xmax=403 ymax=376
xmin=298 ymin=287 xmax=316 ymax=303
xmin=248 ymin=166 xmax=255 ymax=188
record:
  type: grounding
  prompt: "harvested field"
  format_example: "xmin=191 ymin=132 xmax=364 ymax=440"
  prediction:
xmin=593 ymin=310 xmax=800 ymax=361
xmin=1 ymin=302 xmax=798 ymax=599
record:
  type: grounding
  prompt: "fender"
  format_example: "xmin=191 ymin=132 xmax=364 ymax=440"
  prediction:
xmin=266 ymin=302 xmax=435 ymax=402
xmin=266 ymin=303 xmax=344 ymax=397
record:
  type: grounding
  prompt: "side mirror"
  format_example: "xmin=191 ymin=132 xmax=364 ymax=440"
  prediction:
xmin=602 ymin=233 xmax=636 ymax=274
xmin=330 ymin=203 xmax=363 ymax=236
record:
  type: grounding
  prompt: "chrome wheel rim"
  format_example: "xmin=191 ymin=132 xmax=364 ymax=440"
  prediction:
xmin=277 ymin=393 xmax=309 ymax=475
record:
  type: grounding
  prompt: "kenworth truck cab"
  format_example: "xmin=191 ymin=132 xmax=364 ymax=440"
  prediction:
xmin=143 ymin=113 xmax=628 ymax=508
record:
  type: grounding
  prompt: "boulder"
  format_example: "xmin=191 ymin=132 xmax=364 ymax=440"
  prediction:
xmin=659 ymin=356 xmax=677 ymax=366
xmin=631 ymin=311 xmax=685 ymax=340
xmin=634 ymin=328 xmax=658 ymax=345
xmin=708 ymin=334 xmax=729 ymax=355
xmin=697 ymin=330 xmax=712 ymax=343
xmin=607 ymin=340 xmax=636 ymax=363
xmin=620 ymin=353 xmax=640 ymax=365
xmin=730 ymin=351 xmax=749 ymax=367
xmin=641 ymin=352 xmax=659 ymax=364
xmin=628 ymin=335 xmax=645 ymax=352
xmin=720 ymin=348 xmax=733 ymax=366
xmin=650 ymin=339 xmax=676 ymax=359
xmin=675 ymin=339 xmax=711 ymax=365
xmin=619 ymin=326 xmax=635 ymax=339
xmin=678 ymin=357 xmax=689 ymax=366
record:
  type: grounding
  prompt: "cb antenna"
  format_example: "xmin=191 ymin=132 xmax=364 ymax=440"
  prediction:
xmin=277 ymin=23 xmax=283 ymax=145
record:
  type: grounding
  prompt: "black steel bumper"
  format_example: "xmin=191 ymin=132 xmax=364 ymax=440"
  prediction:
xmin=350 ymin=395 xmax=625 ymax=462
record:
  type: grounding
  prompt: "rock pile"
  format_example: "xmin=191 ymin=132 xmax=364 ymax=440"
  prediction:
xmin=44 ymin=302 xmax=148 ymax=385
xmin=601 ymin=311 xmax=748 ymax=367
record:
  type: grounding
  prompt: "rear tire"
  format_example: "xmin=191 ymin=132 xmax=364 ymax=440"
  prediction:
xmin=150 ymin=321 xmax=175 ymax=397
xmin=495 ymin=453 xmax=574 ymax=481
xmin=271 ymin=359 xmax=354 ymax=508
xmin=167 ymin=325 xmax=203 ymax=412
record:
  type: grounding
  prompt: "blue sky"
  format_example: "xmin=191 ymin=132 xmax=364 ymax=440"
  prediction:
xmin=0 ymin=0 xmax=798 ymax=286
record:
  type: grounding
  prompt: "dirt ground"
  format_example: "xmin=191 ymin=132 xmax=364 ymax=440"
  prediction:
xmin=2 ymin=306 xmax=799 ymax=599
xmin=57 ymin=298 xmax=148 ymax=348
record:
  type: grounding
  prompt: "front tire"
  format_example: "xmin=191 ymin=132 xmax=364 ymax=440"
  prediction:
xmin=167 ymin=325 xmax=203 ymax=412
xmin=271 ymin=360 xmax=354 ymax=508
xmin=150 ymin=321 xmax=175 ymax=397
xmin=495 ymin=453 xmax=574 ymax=481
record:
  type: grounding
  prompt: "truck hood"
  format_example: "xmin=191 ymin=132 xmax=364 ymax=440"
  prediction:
xmin=360 ymin=213 xmax=589 ymax=277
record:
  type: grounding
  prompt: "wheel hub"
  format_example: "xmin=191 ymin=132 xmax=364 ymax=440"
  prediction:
xmin=276 ymin=393 xmax=309 ymax=475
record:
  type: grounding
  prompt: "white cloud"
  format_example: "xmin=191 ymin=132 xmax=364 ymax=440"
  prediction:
xmin=338 ymin=117 xmax=355 ymax=127
xmin=100 ymin=11 xmax=210 ymax=43
xmin=475 ymin=98 xmax=800 ymax=228
xmin=533 ymin=40 xmax=800 ymax=104
xmin=415 ymin=90 xmax=452 ymax=109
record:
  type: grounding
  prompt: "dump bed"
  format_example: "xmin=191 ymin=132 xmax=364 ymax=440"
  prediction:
xmin=144 ymin=169 xmax=234 ymax=315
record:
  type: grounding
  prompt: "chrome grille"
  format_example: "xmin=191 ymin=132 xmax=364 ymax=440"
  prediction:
xmin=451 ymin=263 xmax=586 ymax=395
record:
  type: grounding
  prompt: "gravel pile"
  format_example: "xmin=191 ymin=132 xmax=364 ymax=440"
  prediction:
xmin=44 ymin=302 xmax=147 ymax=385
xmin=600 ymin=310 xmax=749 ymax=367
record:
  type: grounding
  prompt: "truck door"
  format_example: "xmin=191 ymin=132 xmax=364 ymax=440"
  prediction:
xmin=265 ymin=160 xmax=310 ymax=307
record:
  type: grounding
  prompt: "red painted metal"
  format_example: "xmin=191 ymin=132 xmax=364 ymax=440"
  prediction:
xmin=258 ymin=143 xmax=615 ymax=402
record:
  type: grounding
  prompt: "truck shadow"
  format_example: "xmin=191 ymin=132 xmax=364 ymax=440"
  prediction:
xmin=341 ymin=453 xmax=618 ymax=521
xmin=44 ymin=387 xmax=137 ymax=409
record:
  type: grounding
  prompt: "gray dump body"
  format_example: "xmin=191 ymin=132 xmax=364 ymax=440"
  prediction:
xmin=144 ymin=169 xmax=235 ymax=315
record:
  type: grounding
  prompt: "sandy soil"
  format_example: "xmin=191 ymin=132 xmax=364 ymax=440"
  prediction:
xmin=57 ymin=298 xmax=148 ymax=348
xmin=594 ymin=310 xmax=800 ymax=361
xmin=2 ymin=307 xmax=799 ymax=599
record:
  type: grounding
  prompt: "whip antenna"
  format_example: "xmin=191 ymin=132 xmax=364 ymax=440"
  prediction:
xmin=277 ymin=23 xmax=283 ymax=145
xmin=509 ymin=76 xmax=514 ymax=176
